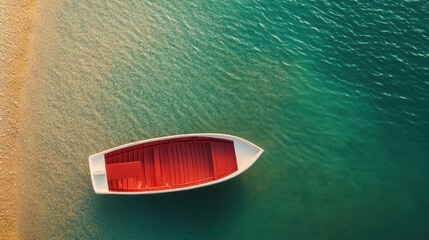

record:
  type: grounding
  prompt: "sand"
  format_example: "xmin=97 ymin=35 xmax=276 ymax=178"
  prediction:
xmin=0 ymin=1 xmax=35 ymax=239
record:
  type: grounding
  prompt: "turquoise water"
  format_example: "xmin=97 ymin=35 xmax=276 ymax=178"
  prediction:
xmin=16 ymin=0 xmax=429 ymax=239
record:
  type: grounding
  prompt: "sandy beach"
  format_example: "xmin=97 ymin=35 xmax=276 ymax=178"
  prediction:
xmin=0 ymin=1 xmax=35 ymax=239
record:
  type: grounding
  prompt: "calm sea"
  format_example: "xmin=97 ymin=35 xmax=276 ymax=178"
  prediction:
xmin=16 ymin=0 xmax=429 ymax=239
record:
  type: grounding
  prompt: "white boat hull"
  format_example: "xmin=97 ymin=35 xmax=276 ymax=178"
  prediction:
xmin=89 ymin=133 xmax=263 ymax=194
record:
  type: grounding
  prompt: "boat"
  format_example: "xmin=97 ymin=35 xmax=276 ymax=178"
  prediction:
xmin=89 ymin=133 xmax=263 ymax=194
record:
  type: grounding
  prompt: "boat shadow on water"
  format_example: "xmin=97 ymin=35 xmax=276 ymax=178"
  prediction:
xmin=92 ymin=178 xmax=246 ymax=237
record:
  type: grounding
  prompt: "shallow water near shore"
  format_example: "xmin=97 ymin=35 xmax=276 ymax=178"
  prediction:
xmin=15 ymin=0 xmax=429 ymax=239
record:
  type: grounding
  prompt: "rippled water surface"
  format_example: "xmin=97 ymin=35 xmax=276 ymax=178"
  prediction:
xmin=17 ymin=1 xmax=429 ymax=239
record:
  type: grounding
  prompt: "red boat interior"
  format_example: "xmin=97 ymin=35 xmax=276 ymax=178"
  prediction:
xmin=104 ymin=137 xmax=238 ymax=192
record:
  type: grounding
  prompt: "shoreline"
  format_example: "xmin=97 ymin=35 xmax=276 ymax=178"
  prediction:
xmin=0 ymin=1 xmax=35 ymax=239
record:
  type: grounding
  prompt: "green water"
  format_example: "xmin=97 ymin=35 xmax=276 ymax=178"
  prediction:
xmin=16 ymin=0 xmax=429 ymax=239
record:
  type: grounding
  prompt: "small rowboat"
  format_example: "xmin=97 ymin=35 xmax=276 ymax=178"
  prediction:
xmin=89 ymin=133 xmax=263 ymax=194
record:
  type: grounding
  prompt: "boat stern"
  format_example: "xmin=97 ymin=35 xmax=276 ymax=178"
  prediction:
xmin=88 ymin=153 xmax=109 ymax=194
